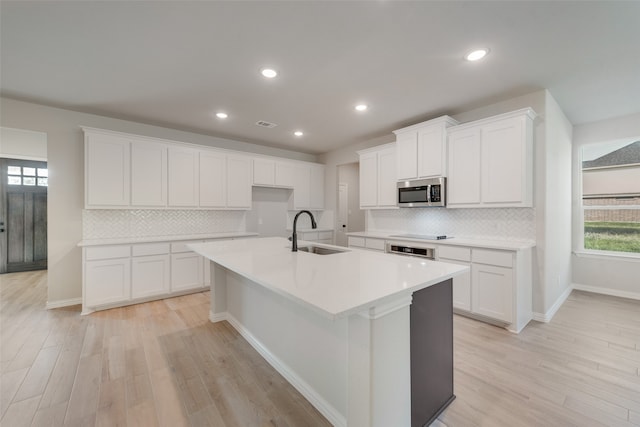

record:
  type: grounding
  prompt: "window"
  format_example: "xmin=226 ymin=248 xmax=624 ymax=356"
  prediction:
xmin=7 ymin=165 xmax=48 ymax=187
xmin=581 ymin=140 xmax=640 ymax=254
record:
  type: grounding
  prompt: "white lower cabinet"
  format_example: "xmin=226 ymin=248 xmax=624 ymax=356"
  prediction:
xmin=85 ymin=258 xmax=131 ymax=307
xmin=84 ymin=245 xmax=131 ymax=308
xmin=439 ymin=245 xmax=531 ymax=333
xmin=170 ymin=241 xmax=204 ymax=292
xmin=471 ymin=263 xmax=513 ymax=323
xmin=130 ymin=243 xmax=171 ymax=299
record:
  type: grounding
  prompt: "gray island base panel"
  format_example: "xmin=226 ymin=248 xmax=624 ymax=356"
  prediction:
xmin=188 ymin=237 xmax=466 ymax=427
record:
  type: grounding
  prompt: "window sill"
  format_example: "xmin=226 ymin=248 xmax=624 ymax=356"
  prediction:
xmin=573 ymin=250 xmax=640 ymax=261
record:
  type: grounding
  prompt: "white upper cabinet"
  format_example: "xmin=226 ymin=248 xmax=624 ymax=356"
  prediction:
xmin=358 ymin=144 xmax=397 ymax=209
xmin=199 ymin=150 xmax=226 ymax=208
xmin=168 ymin=146 xmax=200 ymax=207
xmin=292 ymin=164 xmax=311 ymax=209
xmin=447 ymin=128 xmax=482 ymax=205
xmin=447 ymin=108 xmax=536 ymax=208
xmin=253 ymin=158 xmax=295 ymax=188
xmin=226 ymin=155 xmax=252 ymax=209
xmin=394 ymin=116 xmax=459 ymax=180
xmin=85 ymin=131 xmax=131 ymax=208
xmin=131 ymin=139 xmax=167 ymax=207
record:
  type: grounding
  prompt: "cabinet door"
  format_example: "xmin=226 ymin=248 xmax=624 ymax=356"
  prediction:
xmin=447 ymin=128 xmax=481 ymax=206
xmin=199 ymin=151 xmax=226 ymax=207
xmin=171 ymin=252 xmax=204 ymax=292
xmin=85 ymin=258 xmax=131 ymax=307
xmin=359 ymin=152 xmax=378 ymax=207
xmin=131 ymin=254 xmax=170 ymax=299
xmin=471 ymin=263 xmax=513 ymax=323
xmin=481 ymin=117 xmax=525 ymax=204
xmin=441 ymin=259 xmax=471 ymax=311
xmin=309 ymin=164 xmax=325 ymax=209
xmin=417 ymin=125 xmax=445 ymax=178
xmin=131 ymin=140 xmax=167 ymax=207
xmin=226 ymin=155 xmax=252 ymax=208
xmin=85 ymin=133 xmax=130 ymax=207
xmin=292 ymin=164 xmax=311 ymax=209
xmin=377 ymin=146 xmax=397 ymax=207
xmin=275 ymin=162 xmax=294 ymax=188
xmin=168 ymin=146 xmax=199 ymax=206
xmin=396 ymin=132 xmax=418 ymax=180
xmin=253 ymin=158 xmax=275 ymax=186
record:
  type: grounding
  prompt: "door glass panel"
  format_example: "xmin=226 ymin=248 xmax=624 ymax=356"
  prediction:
xmin=37 ymin=177 xmax=48 ymax=186
xmin=23 ymin=177 xmax=36 ymax=185
xmin=23 ymin=167 xmax=36 ymax=176
xmin=8 ymin=176 xmax=21 ymax=185
xmin=37 ymin=168 xmax=48 ymax=177
xmin=8 ymin=166 xmax=21 ymax=175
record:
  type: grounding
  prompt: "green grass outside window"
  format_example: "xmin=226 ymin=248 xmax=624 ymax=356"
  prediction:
xmin=584 ymin=221 xmax=640 ymax=253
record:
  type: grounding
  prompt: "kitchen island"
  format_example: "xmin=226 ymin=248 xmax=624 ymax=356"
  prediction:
xmin=188 ymin=237 xmax=468 ymax=427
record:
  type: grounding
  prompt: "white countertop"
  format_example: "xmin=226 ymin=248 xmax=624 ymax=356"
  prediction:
xmin=78 ymin=231 xmax=259 ymax=247
xmin=188 ymin=236 xmax=468 ymax=319
xmin=346 ymin=231 xmax=535 ymax=251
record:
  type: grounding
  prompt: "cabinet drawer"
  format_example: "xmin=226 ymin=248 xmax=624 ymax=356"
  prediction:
xmin=365 ymin=238 xmax=386 ymax=251
xmin=438 ymin=246 xmax=471 ymax=262
xmin=132 ymin=243 xmax=170 ymax=257
xmin=348 ymin=237 xmax=365 ymax=248
xmin=171 ymin=241 xmax=200 ymax=253
xmin=472 ymin=249 xmax=513 ymax=268
xmin=85 ymin=245 xmax=130 ymax=261
xmin=318 ymin=231 xmax=333 ymax=240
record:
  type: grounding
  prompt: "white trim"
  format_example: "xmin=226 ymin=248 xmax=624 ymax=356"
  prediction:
xmin=573 ymin=250 xmax=640 ymax=261
xmin=208 ymin=310 xmax=228 ymax=323
xmin=46 ymin=297 xmax=82 ymax=310
xmin=0 ymin=154 xmax=47 ymax=162
xmin=572 ymin=283 xmax=640 ymax=301
xmin=223 ymin=313 xmax=347 ymax=427
xmin=531 ymin=285 xmax=573 ymax=323
xmin=583 ymin=204 xmax=640 ymax=210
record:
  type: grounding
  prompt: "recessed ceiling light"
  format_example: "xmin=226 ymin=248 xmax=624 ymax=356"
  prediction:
xmin=261 ymin=68 xmax=278 ymax=78
xmin=294 ymin=131 xmax=304 ymax=137
xmin=216 ymin=112 xmax=228 ymax=119
xmin=355 ymin=104 xmax=368 ymax=112
xmin=465 ymin=48 xmax=489 ymax=61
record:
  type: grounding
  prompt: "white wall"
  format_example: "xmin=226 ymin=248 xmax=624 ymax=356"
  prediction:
xmin=572 ymin=112 xmax=640 ymax=299
xmin=0 ymin=127 xmax=47 ymax=160
xmin=338 ymin=163 xmax=365 ymax=231
xmin=0 ymin=97 xmax=316 ymax=306
xmin=246 ymin=187 xmax=291 ymax=237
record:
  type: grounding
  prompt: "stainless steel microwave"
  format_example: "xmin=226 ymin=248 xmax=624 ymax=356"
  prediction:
xmin=397 ymin=177 xmax=446 ymax=207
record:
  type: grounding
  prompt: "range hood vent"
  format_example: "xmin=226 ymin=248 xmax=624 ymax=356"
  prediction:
xmin=255 ymin=120 xmax=277 ymax=128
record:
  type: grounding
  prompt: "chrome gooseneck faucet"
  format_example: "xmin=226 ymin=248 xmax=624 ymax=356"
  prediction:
xmin=291 ymin=210 xmax=317 ymax=252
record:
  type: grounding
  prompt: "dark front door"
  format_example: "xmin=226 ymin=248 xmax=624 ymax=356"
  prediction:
xmin=0 ymin=158 xmax=48 ymax=273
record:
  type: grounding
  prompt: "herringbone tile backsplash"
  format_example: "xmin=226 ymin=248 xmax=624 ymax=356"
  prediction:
xmin=83 ymin=209 xmax=246 ymax=239
xmin=367 ymin=208 xmax=536 ymax=240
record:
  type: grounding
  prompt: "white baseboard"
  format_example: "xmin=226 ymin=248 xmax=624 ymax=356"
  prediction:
xmin=572 ymin=283 xmax=640 ymax=301
xmin=222 ymin=313 xmax=347 ymax=427
xmin=46 ymin=297 xmax=82 ymax=310
xmin=532 ymin=285 xmax=573 ymax=323
xmin=208 ymin=310 xmax=228 ymax=323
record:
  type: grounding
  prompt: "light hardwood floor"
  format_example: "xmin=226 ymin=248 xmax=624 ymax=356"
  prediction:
xmin=1 ymin=270 xmax=639 ymax=426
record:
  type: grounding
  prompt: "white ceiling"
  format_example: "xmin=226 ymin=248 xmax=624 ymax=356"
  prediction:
xmin=2 ymin=1 xmax=639 ymax=155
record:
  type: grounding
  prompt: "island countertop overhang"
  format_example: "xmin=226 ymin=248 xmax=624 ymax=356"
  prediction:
xmin=188 ymin=237 xmax=469 ymax=320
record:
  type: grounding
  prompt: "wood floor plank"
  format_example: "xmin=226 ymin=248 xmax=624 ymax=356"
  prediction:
xmin=64 ymin=353 xmax=102 ymax=425
xmin=30 ymin=401 xmax=67 ymax=427
xmin=0 ymin=394 xmax=40 ymax=427
xmin=0 ymin=367 xmax=29 ymax=419
xmin=13 ymin=346 xmax=60 ymax=402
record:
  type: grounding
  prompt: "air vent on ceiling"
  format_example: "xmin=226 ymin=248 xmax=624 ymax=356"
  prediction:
xmin=255 ymin=120 xmax=277 ymax=128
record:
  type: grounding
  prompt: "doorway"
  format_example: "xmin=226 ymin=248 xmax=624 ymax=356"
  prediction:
xmin=0 ymin=158 xmax=48 ymax=273
xmin=336 ymin=162 xmax=365 ymax=247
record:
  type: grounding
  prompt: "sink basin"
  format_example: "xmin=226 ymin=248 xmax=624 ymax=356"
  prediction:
xmin=297 ymin=245 xmax=348 ymax=255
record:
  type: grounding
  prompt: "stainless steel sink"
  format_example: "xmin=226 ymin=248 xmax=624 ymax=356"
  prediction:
xmin=297 ymin=245 xmax=348 ymax=255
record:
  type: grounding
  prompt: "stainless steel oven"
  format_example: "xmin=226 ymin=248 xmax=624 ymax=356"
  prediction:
xmin=397 ymin=177 xmax=446 ymax=207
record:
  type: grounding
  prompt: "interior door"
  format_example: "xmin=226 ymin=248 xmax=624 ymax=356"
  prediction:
xmin=0 ymin=158 xmax=48 ymax=273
